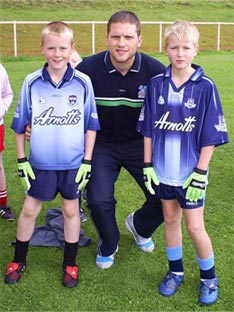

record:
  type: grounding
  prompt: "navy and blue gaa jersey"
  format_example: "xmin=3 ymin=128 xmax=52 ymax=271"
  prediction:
xmin=137 ymin=64 xmax=229 ymax=186
xmin=11 ymin=64 xmax=100 ymax=170
xmin=77 ymin=51 xmax=165 ymax=143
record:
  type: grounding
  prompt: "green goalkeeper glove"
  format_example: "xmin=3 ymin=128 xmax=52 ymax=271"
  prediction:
xmin=75 ymin=159 xmax=91 ymax=191
xmin=18 ymin=157 xmax=35 ymax=191
xmin=143 ymin=162 xmax=159 ymax=195
xmin=183 ymin=168 xmax=207 ymax=202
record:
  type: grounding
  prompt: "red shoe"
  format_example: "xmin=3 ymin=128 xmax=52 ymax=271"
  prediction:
xmin=5 ymin=261 xmax=26 ymax=284
xmin=63 ymin=265 xmax=79 ymax=288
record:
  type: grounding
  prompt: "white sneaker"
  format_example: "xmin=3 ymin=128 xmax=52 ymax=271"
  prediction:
xmin=125 ymin=213 xmax=155 ymax=252
xmin=96 ymin=247 xmax=118 ymax=269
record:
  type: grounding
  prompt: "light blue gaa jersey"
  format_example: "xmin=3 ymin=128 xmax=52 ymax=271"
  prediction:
xmin=137 ymin=64 xmax=229 ymax=186
xmin=12 ymin=65 xmax=100 ymax=170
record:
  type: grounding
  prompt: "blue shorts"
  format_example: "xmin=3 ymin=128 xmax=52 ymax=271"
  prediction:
xmin=155 ymin=183 xmax=205 ymax=209
xmin=28 ymin=169 xmax=79 ymax=201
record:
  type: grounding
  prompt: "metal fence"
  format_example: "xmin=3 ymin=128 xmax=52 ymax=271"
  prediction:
xmin=0 ymin=21 xmax=233 ymax=57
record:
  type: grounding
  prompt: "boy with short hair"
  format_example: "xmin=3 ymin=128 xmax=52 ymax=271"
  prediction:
xmin=4 ymin=21 xmax=100 ymax=288
xmin=138 ymin=20 xmax=229 ymax=305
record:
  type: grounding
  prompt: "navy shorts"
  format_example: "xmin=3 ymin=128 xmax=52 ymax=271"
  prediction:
xmin=28 ymin=169 xmax=79 ymax=201
xmin=155 ymin=183 xmax=205 ymax=209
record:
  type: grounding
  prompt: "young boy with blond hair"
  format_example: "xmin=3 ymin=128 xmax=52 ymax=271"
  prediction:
xmin=138 ymin=20 xmax=229 ymax=305
xmin=5 ymin=21 xmax=100 ymax=288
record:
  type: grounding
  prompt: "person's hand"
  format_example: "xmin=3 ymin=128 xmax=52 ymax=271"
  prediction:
xmin=183 ymin=168 xmax=207 ymax=201
xmin=18 ymin=157 xmax=35 ymax=191
xmin=75 ymin=160 xmax=91 ymax=191
xmin=143 ymin=162 xmax=159 ymax=195
xmin=25 ymin=124 xmax=31 ymax=141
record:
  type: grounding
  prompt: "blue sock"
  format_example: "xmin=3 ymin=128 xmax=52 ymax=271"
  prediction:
xmin=166 ymin=245 xmax=183 ymax=273
xmin=196 ymin=254 xmax=216 ymax=279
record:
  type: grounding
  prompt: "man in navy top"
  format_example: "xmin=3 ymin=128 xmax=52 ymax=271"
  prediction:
xmin=77 ymin=10 xmax=166 ymax=269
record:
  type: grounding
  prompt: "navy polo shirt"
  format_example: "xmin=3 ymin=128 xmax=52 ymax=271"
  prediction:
xmin=77 ymin=51 xmax=165 ymax=143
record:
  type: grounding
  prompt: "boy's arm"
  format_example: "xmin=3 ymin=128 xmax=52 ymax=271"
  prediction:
xmin=75 ymin=130 xmax=97 ymax=191
xmin=83 ymin=129 xmax=96 ymax=161
xmin=183 ymin=145 xmax=215 ymax=201
xmin=196 ymin=145 xmax=215 ymax=171
xmin=144 ymin=136 xmax=153 ymax=163
xmin=0 ymin=66 xmax=13 ymax=117
xmin=15 ymin=133 xmax=26 ymax=159
xmin=15 ymin=132 xmax=35 ymax=191
xmin=143 ymin=136 xmax=159 ymax=195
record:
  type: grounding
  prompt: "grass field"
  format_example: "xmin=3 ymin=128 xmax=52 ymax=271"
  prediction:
xmin=0 ymin=1 xmax=234 ymax=311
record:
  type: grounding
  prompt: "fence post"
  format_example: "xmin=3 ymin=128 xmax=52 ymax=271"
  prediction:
xmin=13 ymin=21 xmax=17 ymax=57
xmin=217 ymin=22 xmax=220 ymax=51
xmin=92 ymin=21 xmax=95 ymax=55
xmin=159 ymin=22 xmax=162 ymax=53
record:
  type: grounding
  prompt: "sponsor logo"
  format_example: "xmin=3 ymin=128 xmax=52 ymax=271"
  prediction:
xmin=33 ymin=107 xmax=81 ymax=126
xmin=39 ymin=97 xmax=46 ymax=104
xmin=214 ymin=114 xmax=228 ymax=132
xmin=191 ymin=180 xmax=206 ymax=189
xmin=186 ymin=201 xmax=198 ymax=206
xmin=154 ymin=111 xmax=196 ymax=132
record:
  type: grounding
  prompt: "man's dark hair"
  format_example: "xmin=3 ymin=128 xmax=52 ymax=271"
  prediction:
xmin=107 ymin=10 xmax=141 ymax=36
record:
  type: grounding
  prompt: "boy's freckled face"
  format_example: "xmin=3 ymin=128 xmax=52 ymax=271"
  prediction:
xmin=41 ymin=33 xmax=73 ymax=71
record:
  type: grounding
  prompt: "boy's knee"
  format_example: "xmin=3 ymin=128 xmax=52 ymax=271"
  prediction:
xmin=21 ymin=207 xmax=38 ymax=219
xmin=63 ymin=208 xmax=78 ymax=219
xmin=187 ymin=223 xmax=203 ymax=238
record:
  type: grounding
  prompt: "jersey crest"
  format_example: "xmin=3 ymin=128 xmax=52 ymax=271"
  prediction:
xmin=68 ymin=95 xmax=78 ymax=107
xmin=184 ymin=98 xmax=196 ymax=109
xmin=138 ymin=85 xmax=147 ymax=99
